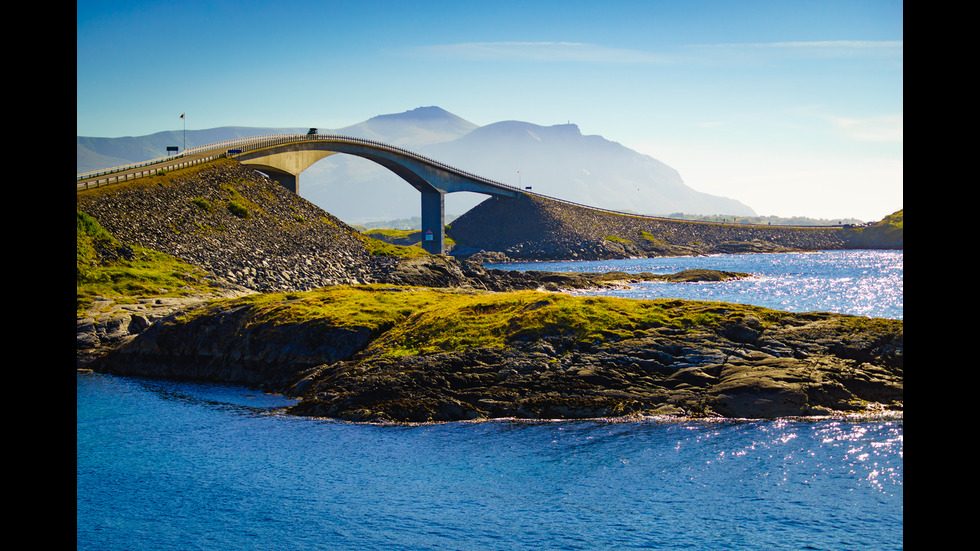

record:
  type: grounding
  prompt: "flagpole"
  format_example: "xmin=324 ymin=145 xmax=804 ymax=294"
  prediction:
xmin=181 ymin=113 xmax=186 ymax=152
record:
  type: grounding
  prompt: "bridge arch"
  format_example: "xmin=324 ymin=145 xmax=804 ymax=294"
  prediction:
xmin=230 ymin=136 xmax=522 ymax=254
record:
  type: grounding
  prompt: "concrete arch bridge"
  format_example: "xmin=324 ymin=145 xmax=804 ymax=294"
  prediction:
xmin=232 ymin=134 xmax=527 ymax=254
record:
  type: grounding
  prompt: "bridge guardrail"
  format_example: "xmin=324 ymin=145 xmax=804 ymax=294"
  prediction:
xmin=77 ymin=133 xmax=848 ymax=229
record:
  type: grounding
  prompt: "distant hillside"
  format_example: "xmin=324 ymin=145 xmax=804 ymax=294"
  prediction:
xmin=423 ymin=120 xmax=753 ymax=217
xmin=77 ymin=106 xmax=755 ymax=221
xmin=848 ymin=209 xmax=903 ymax=249
xmin=336 ymin=106 xmax=478 ymax=147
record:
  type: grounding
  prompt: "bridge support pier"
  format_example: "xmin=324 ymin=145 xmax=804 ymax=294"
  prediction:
xmin=254 ymin=168 xmax=298 ymax=194
xmin=269 ymin=172 xmax=298 ymax=194
xmin=420 ymin=190 xmax=445 ymax=255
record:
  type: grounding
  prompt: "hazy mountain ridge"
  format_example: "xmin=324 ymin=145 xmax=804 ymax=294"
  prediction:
xmin=77 ymin=106 xmax=755 ymax=220
xmin=420 ymin=120 xmax=749 ymax=217
xmin=339 ymin=106 xmax=479 ymax=147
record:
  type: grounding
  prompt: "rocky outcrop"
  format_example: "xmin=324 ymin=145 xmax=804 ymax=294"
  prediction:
xmin=93 ymin=290 xmax=903 ymax=422
xmin=371 ymin=255 xmax=750 ymax=292
xmin=288 ymin=314 xmax=903 ymax=422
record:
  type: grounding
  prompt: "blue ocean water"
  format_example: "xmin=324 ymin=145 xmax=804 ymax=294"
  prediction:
xmin=77 ymin=251 xmax=903 ymax=550
xmin=487 ymin=249 xmax=903 ymax=320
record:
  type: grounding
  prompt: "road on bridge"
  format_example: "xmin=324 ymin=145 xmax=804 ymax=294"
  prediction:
xmin=76 ymin=149 xmax=227 ymax=191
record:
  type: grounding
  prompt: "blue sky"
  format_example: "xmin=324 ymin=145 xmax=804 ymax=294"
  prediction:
xmin=77 ymin=0 xmax=902 ymax=221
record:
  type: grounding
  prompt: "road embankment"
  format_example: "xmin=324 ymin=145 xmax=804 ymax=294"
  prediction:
xmin=448 ymin=194 xmax=901 ymax=261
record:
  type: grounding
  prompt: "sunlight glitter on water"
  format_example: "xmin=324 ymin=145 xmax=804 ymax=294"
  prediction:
xmin=490 ymin=250 xmax=903 ymax=319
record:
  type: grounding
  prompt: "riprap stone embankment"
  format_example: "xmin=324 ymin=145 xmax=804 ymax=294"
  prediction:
xmin=448 ymin=194 xmax=897 ymax=261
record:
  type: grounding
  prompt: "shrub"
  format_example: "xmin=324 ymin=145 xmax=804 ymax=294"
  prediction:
xmin=191 ymin=197 xmax=213 ymax=212
xmin=604 ymin=235 xmax=632 ymax=244
xmin=227 ymin=200 xmax=249 ymax=218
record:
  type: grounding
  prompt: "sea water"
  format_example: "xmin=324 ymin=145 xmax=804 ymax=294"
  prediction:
xmin=486 ymin=249 xmax=903 ymax=321
xmin=77 ymin=250 xmax=903 ymax=550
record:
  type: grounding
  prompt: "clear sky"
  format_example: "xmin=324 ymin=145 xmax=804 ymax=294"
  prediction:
xmin=77 ymin=0 xmax=903 ymax=221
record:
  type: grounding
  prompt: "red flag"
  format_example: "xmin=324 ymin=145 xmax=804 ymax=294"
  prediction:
xmin=180 ymin=113 xmax=185 ymax=119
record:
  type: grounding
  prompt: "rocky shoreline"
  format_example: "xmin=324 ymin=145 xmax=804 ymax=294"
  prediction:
xmin=77 ymin=159 xmax=903 ymax=423
xmin=89 ymin=286 xmax=903 ymax=422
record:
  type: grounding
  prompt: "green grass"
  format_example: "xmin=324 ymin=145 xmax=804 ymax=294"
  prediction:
xmin=76 ymin=210 xmax=218 ymax=315
xmin=222 ymin=182 xmax=262 ymax=219
xmin=638 ymin=230 xmax=664 ymax=245
xmin=357 ymin=234 xmax=430 ymax=258
xmin=881 ymin=209 xmax=903 ymax=229
xmin=191 ymin=197 xmax=213 ymax=212
xmin=200 ymin=284 xmax=436 ymax=335
xmin=364 ymin=228 xmax=456 ymax=249
xmin=188 ymin=285 xmax=785 ymax=358
xmin=227 ymin=200 xmax=249 ymax=218
xmin=846 ymin=209 xmax=903 ymax=246
xmin=364 ymin=228 xmax=417 ymax=240
xmin=604 ymin=235 xmax=633 ymax=244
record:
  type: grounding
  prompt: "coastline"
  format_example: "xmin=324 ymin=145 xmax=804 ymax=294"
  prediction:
xmin=87 ymin=284 xmax=903 ymax=424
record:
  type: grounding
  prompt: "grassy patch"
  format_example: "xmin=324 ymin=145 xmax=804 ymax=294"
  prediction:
xmin=192 ymin=285 xmax=783 ymax=358
xmin=365 ymin=228 xmax=417 ymax=241
xmin=357 ymin=234 xmax=429 ymax=258
xmin=227 ymin=200 xmax=249 ymax=218
xmin=846 ymin=209 xmax=903 ymax=247
xmin=200 ymin=284 xmax=435 ymax=335
xmin=191 ymin=197 xmax=213 ymax=212
xmin=638 ymin=230 xmax=665 ymax=245
xmin=222 ymin=182 xmax=263 ymax=219
xmin=76 ymin=210 xmax=218 ymax=314
xmin=604 ymin=235 xmax=633 ymax=244
xmin=364 ymin=228 xmax=457 ymax=249
xmin=365 ymin=290 xmax=786 ymax=356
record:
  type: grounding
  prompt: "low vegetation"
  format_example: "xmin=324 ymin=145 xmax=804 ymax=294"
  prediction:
xmin=181 ymin=284 xmax=788 ymax=359
xmin=604 ymin=235 xmax=633 ymax=244
xmin=76 ymin=210 xmax=219 ymax=315
xmin=227 ymin=200 xmax=249 ymax=218
xmin=364 ymin=228 xmax=418 ymax=241
xmin=357 ymin=234 xmax=430 ymax=258
xmin=191 ymin=197 xmax=213 ymax=212
xmin=363 ymin=228 xmax=457 ymax=250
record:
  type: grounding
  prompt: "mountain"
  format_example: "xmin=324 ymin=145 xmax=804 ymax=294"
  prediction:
xmin=421 ymin=120 xmax=753 ymax=217
xmin=77 ymin=106 xmax=755 ymax=220
xmin=335 ymin=106 xmax=478 ymax=147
